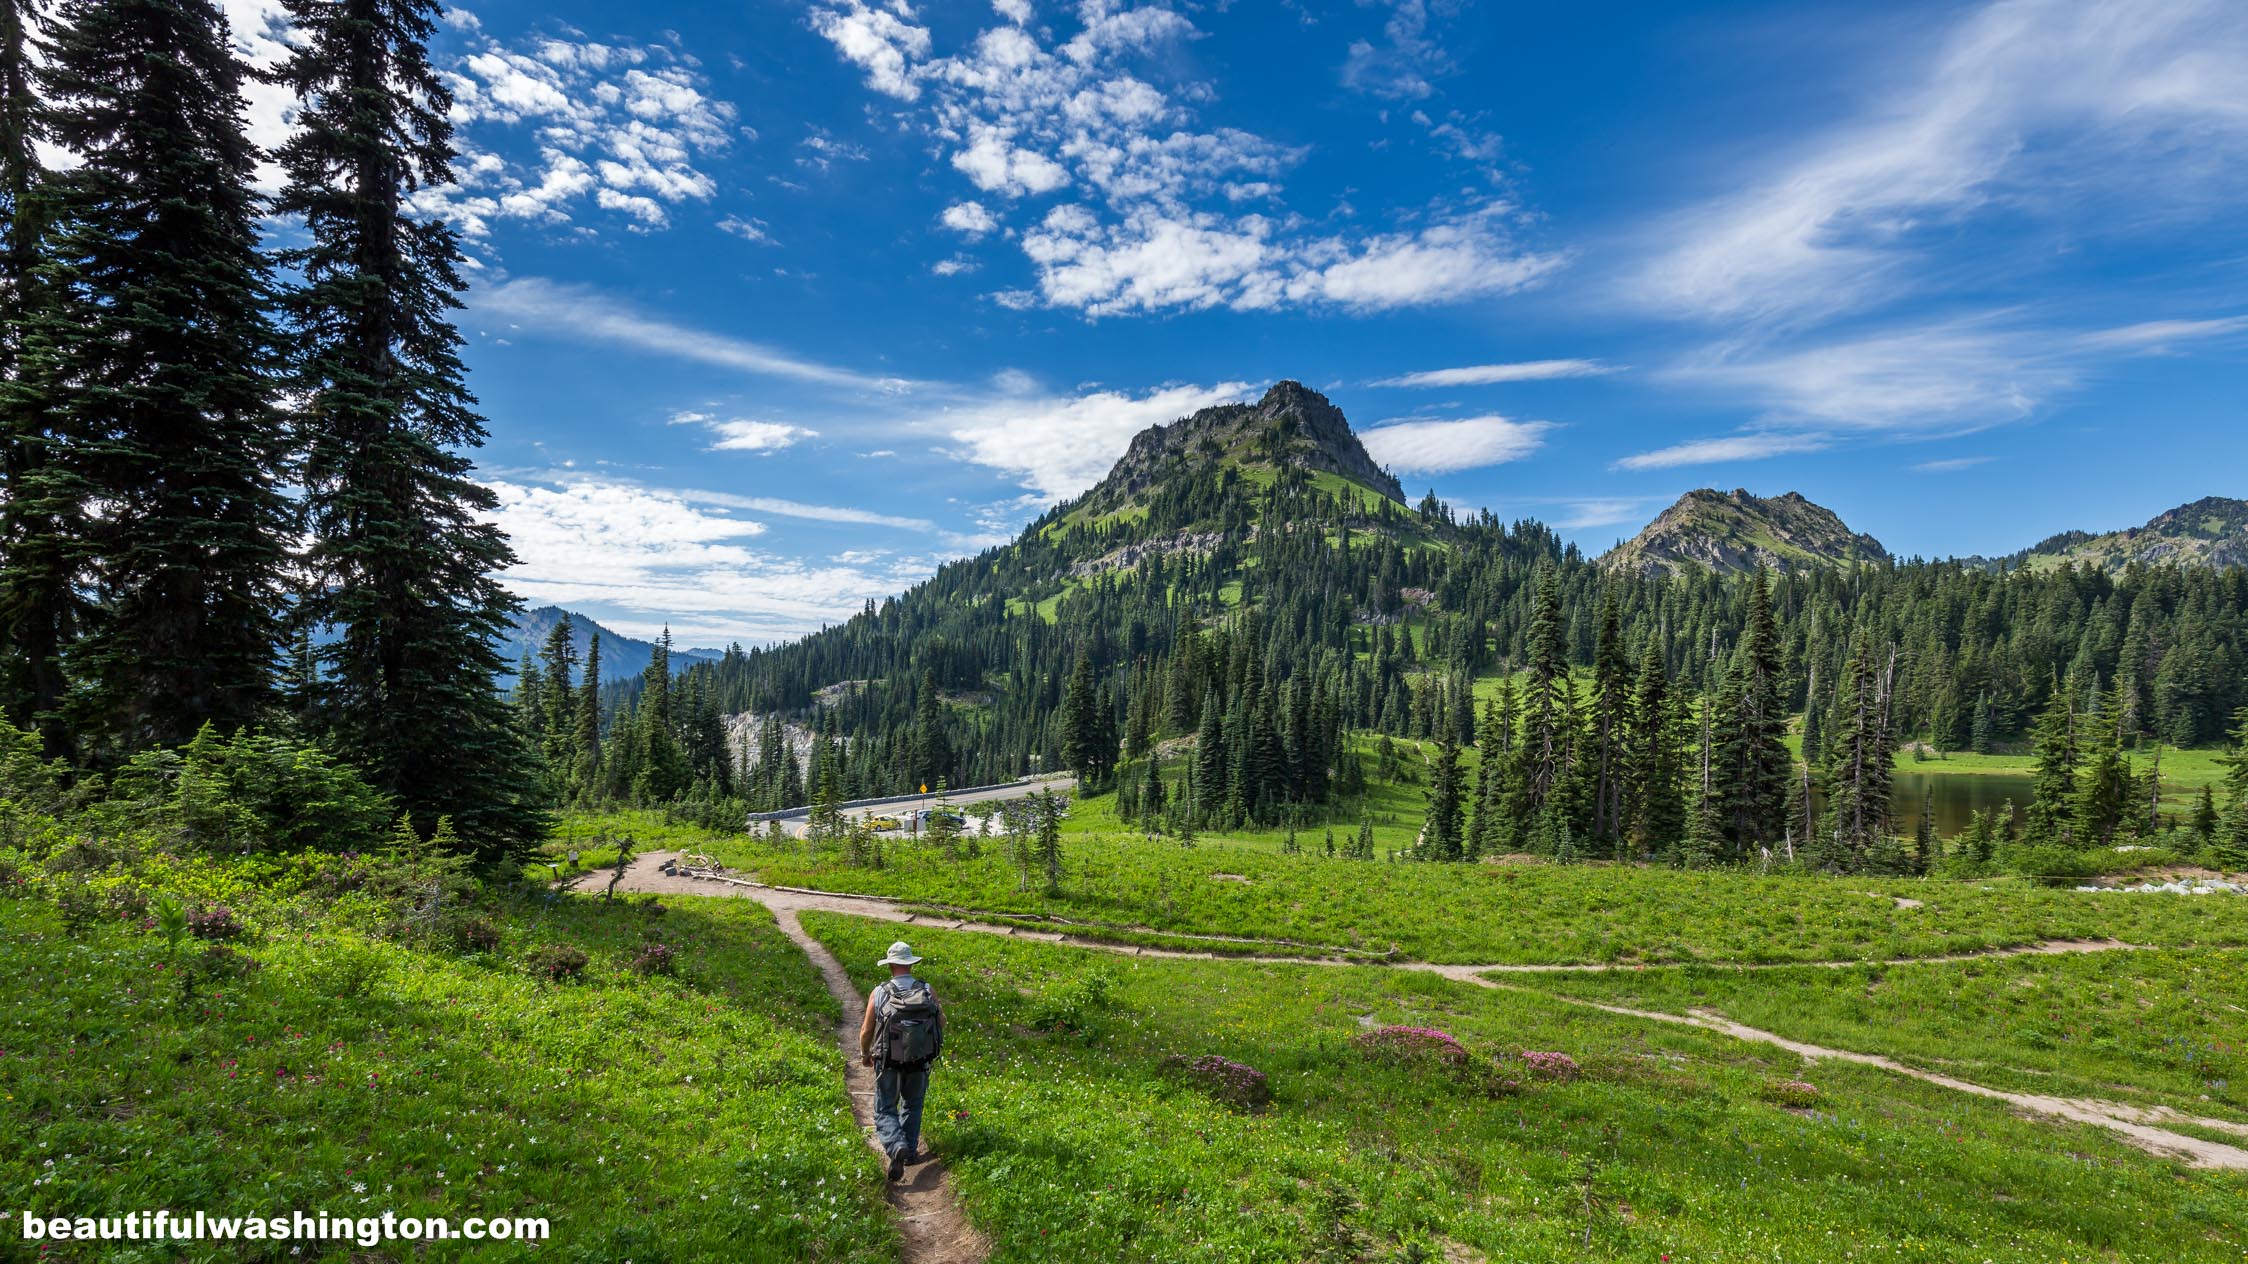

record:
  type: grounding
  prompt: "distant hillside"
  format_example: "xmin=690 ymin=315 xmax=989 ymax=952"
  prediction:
xmin=1601 ymin=489 xmax=1889 ymax=577
xmin=499 ymin=606 xmax=723 ymax=683
xmin=2005 ymin=496 xmax=2248 ymax=572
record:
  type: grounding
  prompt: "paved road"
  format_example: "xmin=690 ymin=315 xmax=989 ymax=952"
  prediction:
xmin=756 ymin=775 xmax=1077 ymax=838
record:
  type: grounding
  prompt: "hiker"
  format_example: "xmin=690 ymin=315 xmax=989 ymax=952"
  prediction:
xmin=858 ymin=941 xmax=944 ymax=1180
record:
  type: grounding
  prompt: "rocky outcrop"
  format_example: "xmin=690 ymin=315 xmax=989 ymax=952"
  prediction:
xmin=1086 ymin=381 xmax=1405 ymax=511
xmin=1601 ymin=489 xmax=1889 ymax=577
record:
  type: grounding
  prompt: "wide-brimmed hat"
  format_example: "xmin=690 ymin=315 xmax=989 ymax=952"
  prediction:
xmin=878 ymin=941 xmax=922 ymax=967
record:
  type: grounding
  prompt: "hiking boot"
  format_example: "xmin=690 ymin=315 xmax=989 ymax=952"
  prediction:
xmin=886 ymin=1148 xmax=906 ymax=1181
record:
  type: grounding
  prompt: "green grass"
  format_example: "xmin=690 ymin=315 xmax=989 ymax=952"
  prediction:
xmin=0 ymin=854 xmax=892 ymax=1262
xmin=697 ymin=815 xmax=2248 ymax=966
xmin=804 ymin=912 xmax=2248 ymax=1263
xmin=1513 ymin=947 xmax=2248 ymax=1124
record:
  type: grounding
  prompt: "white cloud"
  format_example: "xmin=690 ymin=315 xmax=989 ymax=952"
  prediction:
xmin=944 ymin=381 xmax=1255 ymax=501
xmin=421 ymin=30 xmax=736 ymax=236
xmin=1340 ymin=0 xmax=1453 ymax=101
xmin=477 ymin=278 xmax=912 ymax=392
xmin=809 ymin=0 xmax=932 ymax=100
xmin=940 ymin=201 xmax=1000 ymax=237
xmin=1358 ymin=415 xmax=1555 ymax=474
xmin=1673 ymin=322 xmax=2062 ymax=431
xmin=811 ymin=0 xmax=1553 ymax=315
xmin=718 ymin=214 xmax=773 ymax=243
xmin=1912 ymin=455 xmax=1993 ymax=472
xmin=1374 ymin=359 xmax=1617 ymax=387
xmin=681 ymin=490 xmax=933 ymax=531
xmin=1612 ymin=433 xmax=1831 ymax=472
xmin=931 ymin=256 xmax=980 ymax=276
xmin=486 ymin=476 xmax=939 ymax=645
xmin=1636 ymin=0 xmax=2248 ymax=324
xmin=993 ymin=0 xmax=1033 ymax=24
xmin=669 ymin=414 xmax=819 ymax=453
xmin=2078 ymin=314 xmax=2248 ymax=352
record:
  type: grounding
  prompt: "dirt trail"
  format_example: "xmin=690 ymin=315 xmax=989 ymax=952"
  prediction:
xmin=587 ymin=853 xmax=2245 ymax=1172
xmin=766 ymin=902 xmax=990 ymax=1264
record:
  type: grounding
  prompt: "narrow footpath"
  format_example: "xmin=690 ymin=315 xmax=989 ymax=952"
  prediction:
xmin=590 ymin=851 xmax=2248 ymax=1172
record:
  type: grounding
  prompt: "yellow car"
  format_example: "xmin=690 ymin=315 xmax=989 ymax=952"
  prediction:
xmin=863 ymin=815 xmax=903 ymax=832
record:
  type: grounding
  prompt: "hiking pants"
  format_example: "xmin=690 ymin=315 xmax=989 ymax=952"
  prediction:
xmin=873 ymin=1064 xmax=929 ymax=1157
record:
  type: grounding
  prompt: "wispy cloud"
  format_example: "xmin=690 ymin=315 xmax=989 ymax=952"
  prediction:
xmin=1671 ymin=320 xmax=2060 ymax=432
xmin=1373 ymin=359 xmax=1617 ymax=388
xmin=1634 ymin=0 xmax=2248 ymax=325
xmin=1359 ymin=415 xmax=1554 ymax=474
xmin=476 ymin=278 xmax=912 ymax=392
xmin=2078 ymin=314 xmax=2248 ymax=352
xmin=1612 ymin=432 xmax=1830 ymax=471
xmin=680 ymin=489 xmax=934 ymax=531
xmin=1912 ymin=455 xmax=1992 ymax=472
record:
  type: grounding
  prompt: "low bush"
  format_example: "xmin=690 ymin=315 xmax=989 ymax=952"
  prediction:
xmin=630 ymin=941 xmax=678 ymax=976
xmin=1160 ymin=1053 xmax=1270 ymax=1112
xmin=1351 ymin=1024 xmax=1470 ymax=1068
xmin=1517 ymin=1049 xmax=1581 ymax=1083
xmin=187 ymin=905 xmax=244 ymax=940
xmin=451 ymin=915 xmax=503 ymax=952
xmin=1026 ymin=966 xmax=1117 ymax=1034
xmin=525 ymin=942 xmax=589 ymax=981
xmin=1762 ymin=1079 xmax=1821 ymax=1108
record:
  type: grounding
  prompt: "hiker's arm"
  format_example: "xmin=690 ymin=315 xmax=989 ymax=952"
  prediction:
xmin=857 ymin=992 xmax=879 ymax=1064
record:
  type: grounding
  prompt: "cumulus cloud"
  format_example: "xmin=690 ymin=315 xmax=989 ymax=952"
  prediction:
xmin=940 ymin=201 xmax=999 ymax=237
xmin=1374 ymin=359 xmax=1617 ymax=388
xmin=809 ymin=0 xmax=1553 ymax=315
xmin=1358 ymin=415 xmax=1555 ymax=474
xmin=417 ymin=29 xmax=737 ymax=236
xmin=1340 ymin=0 xmax=1454 ymax=101
xmin=943 ymin=381 xmax=1255 ymax=501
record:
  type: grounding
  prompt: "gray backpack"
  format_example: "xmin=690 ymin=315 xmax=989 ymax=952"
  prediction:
xmin=879 ymin=980 xmax=943 ymax=1067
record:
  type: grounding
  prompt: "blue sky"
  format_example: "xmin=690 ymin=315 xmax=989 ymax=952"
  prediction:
xmin=225 ymin=0 xmax=2248 ymax=646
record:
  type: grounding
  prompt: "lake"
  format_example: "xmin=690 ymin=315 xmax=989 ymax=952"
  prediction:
xmin=1890 ymin=767 xmax=2038 ymax=839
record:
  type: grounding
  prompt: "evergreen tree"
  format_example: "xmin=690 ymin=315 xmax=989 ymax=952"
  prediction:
xmin=0 ymin=0 xmax=74 ymax=750
xmin=907 ymin=666 xmax=950 ymax=788
xmin=1627 ymin=637 xmax=1684 ymax=856
xmin=1588 ymin=590 xmax=1631 ymax=842
xmin=2072 ymin=681 xmax=2131 ymax=846
xmin=538 ymin=613 xmax=579 ymax=774
xmin=272 ymin=0 xmax=541 ymax=853
xmin=1913 ymin=792 xmax=1937 ymax=875
xmin=2217 ymin=708 xmax=2248 ymax=871
xmin=1032 ymin=787 xmax=1064 ymax=894
xmin=573 ymin=632 xmax=602 ymax=792
xmin=36 ymin=0 xmax=292 ymax=754
xmin=1717 ymin=568 xmax=1790 ymax=857
xmin=1423 ymin=724 xmax=1464 ymax=860
xmin=2192 ymin=784 xmax=2220 ymax=850
xmin=1820 ymin=630 xmax=1896 ymax=872
xmin=2024 ymin=675 xmax=2082 ymax=847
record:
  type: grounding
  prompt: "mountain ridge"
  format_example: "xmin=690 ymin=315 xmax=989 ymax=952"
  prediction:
xmin=1601 ymin=488 xmax=1890 ymax=576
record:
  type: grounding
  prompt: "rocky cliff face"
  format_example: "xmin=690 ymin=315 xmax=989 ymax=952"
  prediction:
xmin=1601 ymin=489 xmax=1889 ymax=577
xmin=1084 ymin=380 xmax=1406 ymax=511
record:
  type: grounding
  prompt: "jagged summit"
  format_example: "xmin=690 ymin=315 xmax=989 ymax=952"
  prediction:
xmin=1083 ymin=380 xmax=1406 ymax=512
xmin=1602 ymin=488 xmax=1889 ymax=577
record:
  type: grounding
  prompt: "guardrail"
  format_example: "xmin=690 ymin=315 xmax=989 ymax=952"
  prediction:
xmin=744 ymin=776 xmax=1073 ymax=824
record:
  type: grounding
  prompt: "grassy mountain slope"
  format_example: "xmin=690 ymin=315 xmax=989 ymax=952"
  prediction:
xmin=2009 ymin=495 xmax=2248 ymax=572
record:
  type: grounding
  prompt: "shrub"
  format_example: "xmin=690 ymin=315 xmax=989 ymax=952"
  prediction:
xmin=2000 ymin=843 xmax=2106 ymax=886
xmin=1027 ymin=967 xmax=1117 ymax=1034
xmin=0 ymin=854 xmax=24 ymax=897
xmin=1761 ymin=1079 xmax=1821 ymax=1108
xmin=630 ymin=942 xmax=678 ymax=976
xmin=1517 ymin=1050 xmax=1581 ymax=1083
xmin=1161 ymin=1053 xmax=1271 ymax=1112
xmin=100 ymin=724 xmax=391 ymax=856
xmin=301 ymin=940 xmax=390 ymax=998
xmin=451 ymin=916 xmax=503 ymax=953
xmin=106 ymin=884 xmax=151 ymax=925
xmin=193 ymin=943 xmax=261 ymax=982
xmin=55 ymin=879 xmax=103 ymax=935
xmin=187 ymin=905 xmax=244 ymax=941
xmin=526 ymin=943 xmax=589 ymax=982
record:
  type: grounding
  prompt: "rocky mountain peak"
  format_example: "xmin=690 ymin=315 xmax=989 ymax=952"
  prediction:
xmin=1091 ymin=380 xmax=1406 ymax=509
xmin=1602 ymin=488 xmax=1889 ymax=577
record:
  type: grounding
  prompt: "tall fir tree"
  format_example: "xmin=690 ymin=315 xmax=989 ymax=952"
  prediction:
xmin=271 ymin=0 xmax=541 ymax=853
xmin=2023 ymin=673 xmax=2081 ymax=847
xmin=572 ymin=631 xmax=601 ymax=793
xmin=36 ymin=0 xmax=292 ymax=754
xmin=0 ymin=0 xmax=74 ymax=749
xmin=1716 ymin=567 xmax=1790 ymax=858
xmin=1818 ymin=630 xmax=1896 ymax=872
xmin=1588 ymin=590 xmax=1631 ymax=843
xmin=1627 ymin=636 xmax=1685 ymax=856
xmin=1422 ymin=723 xmax=1464 ymax=860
